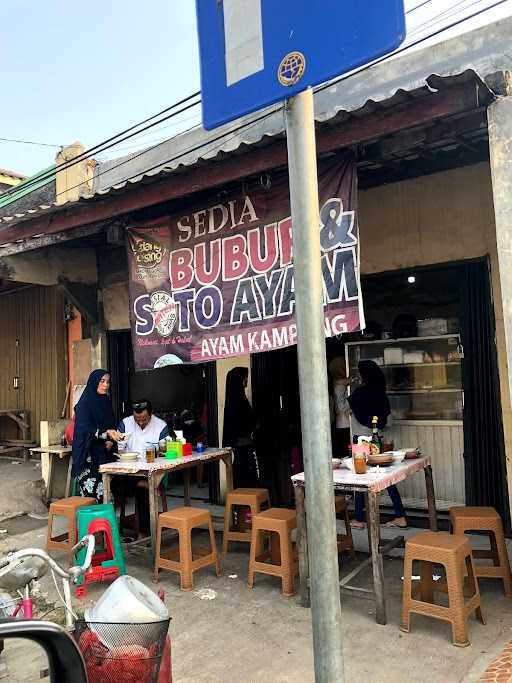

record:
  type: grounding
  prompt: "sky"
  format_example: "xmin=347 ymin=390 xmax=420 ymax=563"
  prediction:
xmin=1 ymin=0 xmax=511 ymax=177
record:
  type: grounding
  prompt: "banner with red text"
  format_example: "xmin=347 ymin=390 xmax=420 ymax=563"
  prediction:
xmin=127 ymin=155 xmax=362 ymax=369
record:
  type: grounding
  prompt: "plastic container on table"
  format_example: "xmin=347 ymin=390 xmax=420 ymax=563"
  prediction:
xmin=165 ymin=441 xmax=182 ymax=459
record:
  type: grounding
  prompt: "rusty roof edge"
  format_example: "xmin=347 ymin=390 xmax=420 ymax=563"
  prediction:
xmin=1 ymin=16 xmax=511 ymax=230
xmin=314 ymin=16 xmax=512 ymax=122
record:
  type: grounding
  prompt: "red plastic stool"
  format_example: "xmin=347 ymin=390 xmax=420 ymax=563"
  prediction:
xmin=75 ymin=518 xmax=121 ymax=598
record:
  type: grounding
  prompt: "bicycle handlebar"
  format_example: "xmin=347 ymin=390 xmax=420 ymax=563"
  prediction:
xmin=0 ymin=534 xmax=95 ymax=582
xmin=68 ymin=534 xmax=95 ymax=580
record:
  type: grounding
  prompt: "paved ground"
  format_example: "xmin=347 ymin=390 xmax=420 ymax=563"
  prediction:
xmin=0 ymin=458 xmax=47 ymax=520
xmin=476 ymin=640 xmax=512 ymax=682
xmin=0 ymin=461 xmax=511 ymax=682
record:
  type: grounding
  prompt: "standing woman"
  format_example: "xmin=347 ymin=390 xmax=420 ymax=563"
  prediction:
xmin=72 ymin=369 xmax=121 ymax=502
xmin=329 ymin=356 xmax=351 ymax=458
xmin=222 ymin=367 xmax=259 ymax=489
xmin=348 ymin=360 xmax=407 ymax=529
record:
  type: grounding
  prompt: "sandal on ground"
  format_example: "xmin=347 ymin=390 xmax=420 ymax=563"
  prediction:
xmin=350 ymin=520 xmax=366 ymax=529
xmin=384 ymin=518 xmax=408 ymax=529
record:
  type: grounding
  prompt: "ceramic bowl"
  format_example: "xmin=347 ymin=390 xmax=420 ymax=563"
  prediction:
xmin=367 ymin=454 xmax=394 ymax=467
xmin=117 ymin=452 xmax=138 ymax=461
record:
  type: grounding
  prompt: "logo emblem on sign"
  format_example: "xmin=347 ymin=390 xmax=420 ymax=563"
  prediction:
xmin=129 ymin=233 xmax=164 ymax=269
xmin=150 ymin=290 xmax=177 ymax=337
xmin=277 ymin=51 xmax=306 ymax=86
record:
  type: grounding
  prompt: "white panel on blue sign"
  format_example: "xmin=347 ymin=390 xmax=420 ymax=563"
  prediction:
xmin=196 ymin=0 xmax=406 ymax=130
xmin=224 ymin=0 xmax=264 ymax=86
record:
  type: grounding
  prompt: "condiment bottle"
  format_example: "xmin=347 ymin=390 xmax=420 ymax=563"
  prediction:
xmin=370 ymin=416 xmax=382 ymax=455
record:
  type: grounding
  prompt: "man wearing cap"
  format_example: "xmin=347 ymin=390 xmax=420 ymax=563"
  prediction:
xmin=118 ymin=400 xmax=169 ymax=456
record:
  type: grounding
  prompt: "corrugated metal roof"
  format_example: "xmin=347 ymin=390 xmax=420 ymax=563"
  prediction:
xmin=0 ymin=165 xmax=55 ymax=211
xmin=1 ymin=15 xmax=511 ymax=228
xmin=0 ymin=169 xmax=25 ymax=180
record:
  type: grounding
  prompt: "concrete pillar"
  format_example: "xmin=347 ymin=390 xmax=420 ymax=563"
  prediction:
xmin=488 ymin=90 xmax=512 ymax=514
xmin=488 ymin=94 xmax=512 ymax=405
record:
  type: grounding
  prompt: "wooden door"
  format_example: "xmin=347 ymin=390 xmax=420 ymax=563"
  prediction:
xmin=0 ymin=291 xmax=21 ymax=437
xmin=0 ymin=286 xmax=66 ymax=442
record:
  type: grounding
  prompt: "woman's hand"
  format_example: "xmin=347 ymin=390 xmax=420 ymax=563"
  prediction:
xmin=105 ymin=441 xmax=113 ymax=451
xmin=106 ymin=429 xmax=122 ymax=442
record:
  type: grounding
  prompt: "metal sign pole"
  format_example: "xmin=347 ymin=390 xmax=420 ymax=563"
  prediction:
xmin=285 ymin=87 xmax=345 ymax=683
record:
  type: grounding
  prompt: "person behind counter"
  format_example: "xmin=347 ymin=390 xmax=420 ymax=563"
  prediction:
xmin=348 ymin=360 xmax=408 ymax=530
xmin=181 ymin=409 xmax=208 ymax=447
xmin=222 ymin=366 xmax=259 ymax=488
xmin=118 ymin=400 xmax=169 ymax=454
xmin=71 ymin=370 xmax=122 ymax=502
xmin=329 ymin=356 xmax=350 ymax=459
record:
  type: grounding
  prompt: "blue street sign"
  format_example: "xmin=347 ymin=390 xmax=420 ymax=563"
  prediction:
xmin=196 ymin=0 xmax=406 ymax=130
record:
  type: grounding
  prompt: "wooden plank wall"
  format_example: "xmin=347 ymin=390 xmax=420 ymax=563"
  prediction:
xmin=0 ymin=292 xmax=19 ymax=435
xmin=386 ymin=422 xmax=465 ymax=510
xmin=0 ymin=286 xmax=67 ymax=442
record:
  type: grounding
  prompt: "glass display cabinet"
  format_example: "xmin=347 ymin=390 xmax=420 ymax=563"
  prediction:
xmin=345 ymin=335 xmax=465 ymax=509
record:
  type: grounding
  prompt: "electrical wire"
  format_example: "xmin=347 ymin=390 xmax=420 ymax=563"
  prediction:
xmin=0 ymin=92 xmax=201 ymax=199
xmin=407 ymin=0 xmax=490 ymax=37
xmin=317 ymin=0 xmax=510 ymax=93
xmin=407 ymin=0 xmax=435 ymax=13
xmin=50 ymin=106 xmax=283 ymax=204
xmin=0 ymin=0 xmax=441 ymax=199
xmin=58 ymin=0 xmax=510 ymax=203
xmin=409 ymin=0 xmax=470 ymax=31
xmin=1 ymin=96 xmax=201 ymax=199
xmin=0 ymin=137 xmax=62 ymax=149
xmin=0 ymin=0 xmax=467 ymax=201
xmin=5 ymin=0 xmax=510 ymax=211
xmin=97 ymin=114 xmax=202 ymax=157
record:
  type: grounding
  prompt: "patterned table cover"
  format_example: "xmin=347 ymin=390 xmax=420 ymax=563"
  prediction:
xmin=291 ymin=455 xmax=432 ymax=493
xmin=99 ymin=447 xmax=232 ymax=476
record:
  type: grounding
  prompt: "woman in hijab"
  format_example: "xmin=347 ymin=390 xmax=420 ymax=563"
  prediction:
xmin=222 ymin=367 xmax=259 ymax=488
xmin=72 ymin=369 xmax=122 ymax=502
xmin=348 ymin=360 xmax=407 ymax=529
xmin=348 ymin=360 xmax=391 ymax=434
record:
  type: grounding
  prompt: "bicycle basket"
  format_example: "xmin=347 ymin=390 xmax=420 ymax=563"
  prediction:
xmin=74 ymin=619 xmax=170 ymax=683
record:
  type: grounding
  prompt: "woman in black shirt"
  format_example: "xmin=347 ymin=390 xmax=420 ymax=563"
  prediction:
xmin=222 ymin=367 xmax=259 ymax=488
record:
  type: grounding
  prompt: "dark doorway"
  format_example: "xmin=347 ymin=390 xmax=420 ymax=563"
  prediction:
xmin=250 ymin=259 xmax=509 ymax=528
xmin=107 ymin=330 xmax=220 ymax=502
xmin=251 ymin=346 xmax=300 ymax=506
